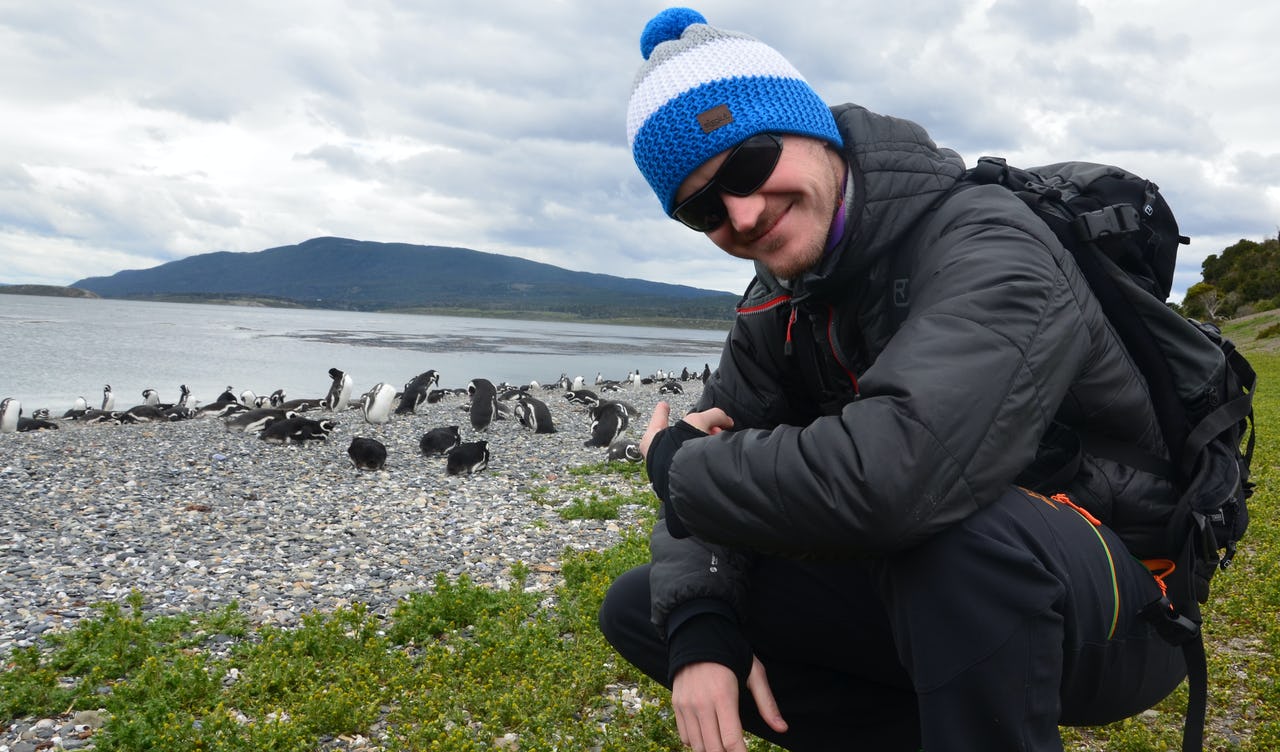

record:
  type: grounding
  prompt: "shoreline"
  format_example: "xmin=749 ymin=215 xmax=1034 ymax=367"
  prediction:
xmin=0 ymin=380 xmax=701 ymax=658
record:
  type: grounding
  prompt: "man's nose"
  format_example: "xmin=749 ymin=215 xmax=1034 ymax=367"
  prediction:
xmin=720 ymin=191 xmax=766 ymax=234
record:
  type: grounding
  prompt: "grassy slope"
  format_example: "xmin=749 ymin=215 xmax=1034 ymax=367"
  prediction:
xmin=2 ymin=324 xmax=1278 ymax=751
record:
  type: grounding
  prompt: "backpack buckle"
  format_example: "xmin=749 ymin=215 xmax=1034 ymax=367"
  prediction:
xmin=1073 ymin=204 xmax=1142 ymax=242
xmin=1140 ymin=595 xmax=1201 ymax=646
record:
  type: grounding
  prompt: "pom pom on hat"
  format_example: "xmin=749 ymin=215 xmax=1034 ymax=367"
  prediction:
xmin=640 ymin=8 xmax=706 ymax=59
xmin=627 ymin=8 xmax=842 ymax=215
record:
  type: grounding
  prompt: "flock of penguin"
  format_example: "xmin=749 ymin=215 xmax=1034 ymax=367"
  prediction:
xmin=0 ymin=363 xmax=713 ymax=477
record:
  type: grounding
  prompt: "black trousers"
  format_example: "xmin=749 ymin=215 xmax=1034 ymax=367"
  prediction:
xmin=598 ymin=488 xmax=1187 ymax=751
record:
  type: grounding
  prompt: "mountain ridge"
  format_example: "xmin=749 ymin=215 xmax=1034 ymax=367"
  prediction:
xmin=70 ymin=237 xmax=741 ymax=326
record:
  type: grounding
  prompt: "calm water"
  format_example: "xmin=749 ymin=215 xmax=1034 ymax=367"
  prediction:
xmin=0 ymin=296 xmax=728 ymax=412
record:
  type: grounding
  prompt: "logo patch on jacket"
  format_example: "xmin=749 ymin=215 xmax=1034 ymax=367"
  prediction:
xmin=893 ymin=277 xmax=910 ymax=308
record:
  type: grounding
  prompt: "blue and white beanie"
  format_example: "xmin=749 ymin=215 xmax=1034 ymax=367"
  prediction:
xmin=627 ymin=8 xmax=843 ymax=215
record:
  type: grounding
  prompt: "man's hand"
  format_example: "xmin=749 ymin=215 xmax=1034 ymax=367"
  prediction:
xmin=672 ymin=658 xmax=788 ymax=751
xmin=640 ymin=402 xmax=734 ymax=459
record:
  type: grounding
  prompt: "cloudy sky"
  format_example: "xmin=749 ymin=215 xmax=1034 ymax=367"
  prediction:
xmin=1 ymin=0 xmax=1276 ymax=301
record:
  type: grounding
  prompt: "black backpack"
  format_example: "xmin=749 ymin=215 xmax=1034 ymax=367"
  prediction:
xmin=965 ymin=157 xmax=1257 ymax=752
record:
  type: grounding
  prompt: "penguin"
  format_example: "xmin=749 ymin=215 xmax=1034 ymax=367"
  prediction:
xmin=571 ymin=375 xmax=586 ymax=390
xmin=224 ymin=408 xmax=294 ymax=433
xmin=62 ymin=396 xmax=89 ymax=419
xmin=253 ymin=394 xmax=272 ymax=408
xmin=446 ymin=440 xmax=490 ymax=475
xmin=260 ymin=416 xmax=335 ymax=444
xmin=360 ymin=382 xmax=396 ymax=425
xmin=658 ymin=380 xmax=684 ymax=395
xmin=347 ymin=437 xmax=388 ymax=470
xmin=18 ymin=414 xmax=59 ymax=431
xmin=162 ymin=406 xmax=198 ymax=421
xmin=563 ymin=389 xmax=600 ymax=408
xmin=701 ymin=363 xmax=712 ymax=383
xmin=467 ymin=378 xmax=499 ymax=431
xmin=142 ymin=388 xmax=161 ymax=407
xmin=584 ymin=402 xmax=628 ymax=448
xmin=324 ymin=368 xmax=353 ymax=411
xmin=101 ymin=384 xmax=115 ymax=411
xmin=395 ymin=370 xmax=440 ymax=415
xmin=217 ymin=386 xmax=237 ymax=404
xmin=419 ymin=425 xmax=462 ymax=455
xmin=606 ymin=438 xmax=643 ymax=463
xmin=0 ymin=398 xmax=20 ymax=433
xmin=120 ymin=405 xmax=168 ymax=424
xmin=277 ymin=397 xmax=323 ymax=412
xmin=197 ymin=400 xmax=246 ymax=418
xmin=268 ymin=389 xmax=287 ymax=407
xmin=239 ymin=389 xmax=258 ymax=408
xmin=77 ymin=409 xmax=120 ymax=424
xmin=177 ymin=384 xmax=192 ymax=408
xmin=513 ymin=393 xmax=557 ymax=434
xmin=597 ymin=398 xmax=641 ymax=420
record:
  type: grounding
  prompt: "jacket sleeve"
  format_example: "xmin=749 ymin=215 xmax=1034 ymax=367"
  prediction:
xmin=645 ymin=310 xmax=786 ymax=633
xmin=667 ymin=194 xmax=1097 ymax=556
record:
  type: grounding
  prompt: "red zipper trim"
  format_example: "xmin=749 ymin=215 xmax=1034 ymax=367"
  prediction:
xmin=826 ymin=305 xmax=859 ymax=393
xmin=736 ymin=294 xmax=792 ymax=315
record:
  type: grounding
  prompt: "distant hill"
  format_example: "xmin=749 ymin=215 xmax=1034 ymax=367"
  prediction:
xmin=0 ymin=284 xmax=98 ymax=298
xmin=71 ymin=237 xmax=740 ymax=326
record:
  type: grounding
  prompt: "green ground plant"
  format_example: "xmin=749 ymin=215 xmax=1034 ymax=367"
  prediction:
xmin=2 ymin=354 xmax=1277 ymax=750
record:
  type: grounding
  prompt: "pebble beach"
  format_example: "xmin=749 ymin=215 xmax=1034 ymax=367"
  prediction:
xmin=0 ymin=378 xmax=702 ymax=660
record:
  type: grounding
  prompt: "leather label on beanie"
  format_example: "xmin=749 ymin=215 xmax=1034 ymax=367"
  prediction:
xmin=697 ymin=104 xmax=734 ymax=133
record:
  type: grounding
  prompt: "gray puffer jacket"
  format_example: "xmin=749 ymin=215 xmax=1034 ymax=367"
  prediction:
xmin=648 ymin=103 xmax=1175 ymax=632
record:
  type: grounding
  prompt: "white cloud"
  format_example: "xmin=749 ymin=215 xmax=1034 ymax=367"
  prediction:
xmin=0 ymin=0 xmax=1276 ymax=303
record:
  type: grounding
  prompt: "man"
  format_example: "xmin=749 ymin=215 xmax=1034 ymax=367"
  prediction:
xmin=599 ymin=8 xmax=1187 ymax=752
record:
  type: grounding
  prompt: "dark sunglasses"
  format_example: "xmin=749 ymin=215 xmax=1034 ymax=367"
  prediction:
xmin=671 ymin=133 xmax=783 ymax=232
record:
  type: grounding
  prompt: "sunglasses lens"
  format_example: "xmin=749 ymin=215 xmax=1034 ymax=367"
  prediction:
xmin=671 ymin=134 xmax=781 ymax=232
xmin=673 ymin=188 xmax=726 ymax=232
xmin=716 ymin=135 xmax=782 ymax=196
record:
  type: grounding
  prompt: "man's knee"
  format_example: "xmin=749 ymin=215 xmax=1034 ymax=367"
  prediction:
xmin=597 ymin=564 xmax=672 ymax=685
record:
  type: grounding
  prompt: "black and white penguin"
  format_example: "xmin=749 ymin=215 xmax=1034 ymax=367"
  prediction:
xmin=101 ymin=384 xmax=115 ymax=411
xmin=278 ymin=397 xmax=323 ymax=412
xmin=197 ymin=400 xmax=246 ymax=418
xmin=513 ymin=393 xmax=557 ymax=434
xmin=217 ymin=386 xmax=237 ymax=404
xmin=177 ymin=384 xmax=192 ymax=408
xmin=347 ymin=437 xmax=388 ymax=470
xmin=162 ymin=406 xmax=198 ymax=421
xmin=18 ymin=414 xmax=59 ymax=431
xmin=446 ymin=440 xmax=490 ymax=475
xmin=142 ymin=388 xmax=161 ymax=407
xmin=419 ymin=425 xmax=462 ymax=455
xmin=563 ymin=389 xmax=600 ymax=408
xmin=0 ymin=398 xmax=20 ymax=433
xmin=61 ymin=396 xmax=89 ymax=419
xmin=467 ymin=378 xmax=499 ymax=431
xmin=584 ymin=402 xmax=629 ymax=448
xmin=120 ymin=405 xmax=169 ymax=424
xmin=395 ymin=370 xmax=439 ymax=415
xmin=606 ymin=438 xmax=642 ymax=463
xmin=701 ymin=363 xmax=712 ymax=383
xmin=324 ymin=368 xmax=354 ymax=411
xmin=260 ymin=416 xmax=336 ymax=444
xmin=268 ymin=389 xmax=287 ymax=407
xmin=224 ymin=408 xmax=294 ymax=433
xmin=239 ymin=389 xmax=258 ymax=408
xmin=598 ymin=398 xmax=640 ymax=420
xmin=360 ymin=382 xmax=396 ymax=425
xmin=658 ymin=380 xmax=684 ymax=395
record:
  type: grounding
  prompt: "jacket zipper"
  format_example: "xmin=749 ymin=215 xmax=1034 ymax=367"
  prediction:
xmin=825 ymin=304 xmax=859 ymax=394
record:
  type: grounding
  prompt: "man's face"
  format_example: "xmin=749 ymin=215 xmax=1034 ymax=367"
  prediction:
xmin=673 ymin=135 xmax=845 ymax=280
